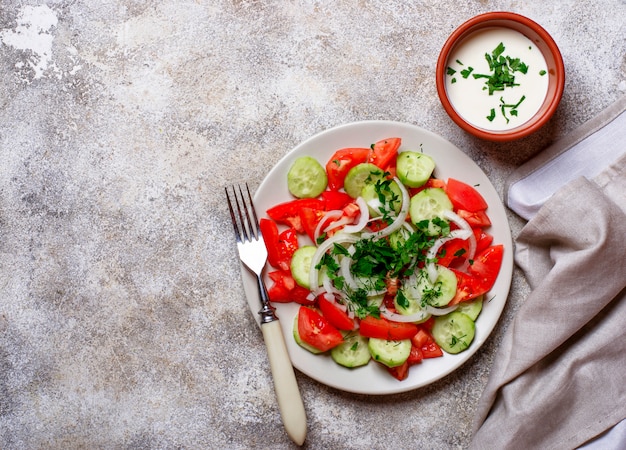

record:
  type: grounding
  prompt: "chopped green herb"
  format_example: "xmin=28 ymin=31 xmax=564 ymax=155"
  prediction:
xmin=460 ymin=66 xmax=474 ymax=78
xmin=539 ymin=69 xmax=546 ymax=76
xmin=486 ymin=108 xmax=496 ymax=122
xmin=446 ymin=67 xmax=456 ymax=76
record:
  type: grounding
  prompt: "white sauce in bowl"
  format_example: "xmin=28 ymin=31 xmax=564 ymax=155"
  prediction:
xmin=444 ymin=27 xmax=549 ymax=131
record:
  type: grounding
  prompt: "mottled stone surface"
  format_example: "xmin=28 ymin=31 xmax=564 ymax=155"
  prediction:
xmin=0 ymin=1 xmax=624 ymax=448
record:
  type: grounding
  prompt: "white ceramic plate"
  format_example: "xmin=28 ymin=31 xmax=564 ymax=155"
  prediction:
xmin=241 ymin=120 xmax=514 ymax=395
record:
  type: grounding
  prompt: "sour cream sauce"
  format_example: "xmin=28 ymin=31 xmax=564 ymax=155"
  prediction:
xmin=445 ymin=27 xmax=549 ymax=131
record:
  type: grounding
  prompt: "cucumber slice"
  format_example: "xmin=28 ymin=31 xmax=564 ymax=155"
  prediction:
xmin=293 ymin=313 xmax=323 ymax=354
xmin=331 ymin=332 xmax=371 ymax=368
xmin=455 ymin=295 xmax=483 ymax=321
xmin=287 ymin=156 xmax=328 ymax=198
xmin=409 ymin=187 xmax=453 ymax=235
xmin=368 ymin=338 xmax=411 ymax=368
xmin=417 ymin=265 xmax=457 ymax=307
xmin=388 ymin=226 xmax=412 ymax=251
xmin=394 ymin=289 xmax=431 ymax=323
xmin=361 ymin=179 xmax=403 ymax=216
xmin=396 ymin=151 xmax=436 ymax=188
xmin=343 ymin=163 xmax=385 ymax=198
xmin=432 ymin=311 xmax=476 ymax=354
xmin=290 ymin=246 xmax=317 ymax=289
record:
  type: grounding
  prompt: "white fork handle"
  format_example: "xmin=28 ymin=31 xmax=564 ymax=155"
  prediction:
xmin=261 ymin=320 xmax=307 ymax=446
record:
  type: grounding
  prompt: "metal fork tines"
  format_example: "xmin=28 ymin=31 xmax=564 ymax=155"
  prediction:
xmin=225 ymin=183 xmax=277 ymax=323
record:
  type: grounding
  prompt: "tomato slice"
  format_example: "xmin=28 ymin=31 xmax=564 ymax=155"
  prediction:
xmin=298 ymin=306 xmax=343 ymax=351
xmin=267 ymin=198 xmax=325 ymax=233
xmin=407 ymin=345 xmax=423 ymax=365
xmin=299 ymin=206 xmax=325 ymax=242
xmin=267 ymin=270 xmax=296 ymax=302
xmin=411 ymin=329 xmax=443 ymax=359
xmin=446 ymin=178 xmax=488 ymax=212
xmin=267 ymin=271 xmax=314 ymax=304
xmin=457 ymin=209 xmax=492 ymax=228
xmin=260 ymin=219 xmax=298 ymax=270
xmin=359 ymin=316 xmax=418 ymax=340
xmin=448 ymin=268 xmax=484 ymax=305
xmin=468 ymin=244 xmax=504 ymax=294
xmin=318 ymin=297 xmax=355 ymax=331
xmin=260 ymin=218 xmax=283 ymax=269
xmin=368 ymin=137 xmax=401 ymax=170
xmin=325 ymin=148 xmax=370 ymax=191
xmin=437 ymin=237 xmax=470 ymax=268
xmin=473 ymin=227 xmax=494 ymax=254
xmin=321 ymin=190 xmax=353 ymax=211
xmin=386 ymin=361 xmax=409 ymax=381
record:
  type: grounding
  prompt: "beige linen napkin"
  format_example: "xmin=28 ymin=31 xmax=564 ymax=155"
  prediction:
xmin=470 ymin=97 xmax=626 ymax=449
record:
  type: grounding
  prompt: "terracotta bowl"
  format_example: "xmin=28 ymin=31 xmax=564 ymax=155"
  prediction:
xmin=436 ymin=12 xmax=565 ymax=142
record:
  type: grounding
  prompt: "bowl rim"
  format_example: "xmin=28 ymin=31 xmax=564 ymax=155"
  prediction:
xmin=436 ymin=11 xmax=565 ymax=142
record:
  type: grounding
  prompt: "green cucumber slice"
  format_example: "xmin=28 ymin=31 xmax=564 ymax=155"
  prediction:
xmin=409 ymin=187 xmax=453 ymax=235
xmin=396 ymin=151 xmax=436 ymax=188
xmin=293 ymin=313 xmax=323 ymax=354
xmin=361 ymin=179 xmax=403 ymax=216
xmin=417 ymin=265 xmax=458 ymax=307
xmin=394 ymin=289 xmax=431 ymax=323
xmin=368 ymin=338 xmax=411 ymax=368
xmin=287 ymin=156 xmax=328 ymax=198
xmin=331 ymin=332 xmax=371 ymax=368
xmin=455 ymin=295 xmax=483 ymax=321
xmin=290 ymin=245 xmax=317 ymax=289
xmin=343 ymin=163 xmax=385 ymax=198
xmin=432 ymin=311 xmax=476 ymax=354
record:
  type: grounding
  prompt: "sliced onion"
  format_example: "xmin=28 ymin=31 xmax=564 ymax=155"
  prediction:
xmin=361 ymin=177 xmax=410 ymax=240
xmin=425 ymin=303 xmax=459 ymax=316
xmin=309 ymin=233 xmax=360 ymax=294
xmin=379 ymin=306 xmax=431 ymax=323
xmin=443 ymin=209 xmax=477 ymax=262
xmin=425 ymin=228 xmax=472 ymax=284
xmin=314 ymin=210 xmax=343 ymax=242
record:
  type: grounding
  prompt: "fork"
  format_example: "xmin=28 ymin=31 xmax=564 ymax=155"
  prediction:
xmin=225 ymin=183 xmax=307 ymax=446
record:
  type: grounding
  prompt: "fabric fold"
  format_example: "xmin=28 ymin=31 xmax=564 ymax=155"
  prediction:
xmin=470 ymin=153 xmax=626 ymax=449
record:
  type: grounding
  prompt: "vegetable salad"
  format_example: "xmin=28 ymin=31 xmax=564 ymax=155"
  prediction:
xmin=260 ymin=137 xmax=503 ymax=381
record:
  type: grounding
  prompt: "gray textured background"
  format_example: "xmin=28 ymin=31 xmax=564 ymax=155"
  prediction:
xmin=1 ymin=1 xmax=624 ymax=448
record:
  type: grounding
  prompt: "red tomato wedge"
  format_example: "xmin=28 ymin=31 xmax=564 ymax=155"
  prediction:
xmin=437 ymin=237 xmax=470 ymax=268
xmin=318 ymin=297 xmax=355 ymax=331
xmin=260 ymin=219 xmax=297 ymax=271
xmin=368 ymin=137 xmax=401 ymax=170
xmin=457 ymin=209 xmax=492 ymax=228
xmin=299 ymin=206 xmax=325 ymax=242
xmin=321 ymin=190 xmax=353 ymax=211
xmin=473 ymin=228 xmax=494 ymax=254
xmin=411 ymin=329 xmax=443 ymax=358
xmin=468 ymin=244 xmax=504 ymax=294
xmin=359 ymin=316 xmax=418 ymax=340
xmin=298 ymin=306 xmax=343 ymax=352
xmin=387 ymin=361 xmax=410 ymax=381
xmin=266 ymin=198 xmax=325 ymax=232
xmin=446 ymin=178 xmax=488 ymax=212
xmin=325 ymin=148 xmax=370 ymax=191
xmin=448 ymin=268 xmax=484 ymax=305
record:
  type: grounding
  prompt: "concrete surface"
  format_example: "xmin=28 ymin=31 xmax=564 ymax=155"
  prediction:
xmin=0 ymin=1 xmax=624 ymax=448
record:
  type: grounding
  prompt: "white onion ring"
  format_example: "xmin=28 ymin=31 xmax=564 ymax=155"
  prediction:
xmin=309 ymin=233 xmax=360 ymax=295
xmin=379 ymin=306 xmax=431 ymax=323
xmin=314 ymin=210 xmax=343 ymax=242
xmin=425 ymin=228 xmax=472 ymax=284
